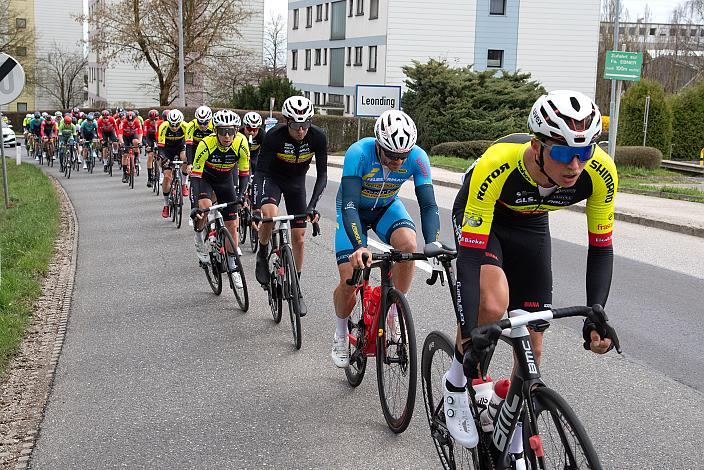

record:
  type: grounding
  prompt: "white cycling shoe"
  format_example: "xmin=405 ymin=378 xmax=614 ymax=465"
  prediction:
xmin=331 ymin=334 xmax=350 ymax=368
xmin=442 ymin=372 xmax=479 ymax=448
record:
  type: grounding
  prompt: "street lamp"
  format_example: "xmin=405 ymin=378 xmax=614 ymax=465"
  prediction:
xmin=178 ymin=0 xmax=185 ymax=107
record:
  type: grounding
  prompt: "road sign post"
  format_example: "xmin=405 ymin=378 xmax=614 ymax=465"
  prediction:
xmin=605 ymin=50 xmax=643 ymax=158
xmin=0 ymin=53 xmax=27 ymax=208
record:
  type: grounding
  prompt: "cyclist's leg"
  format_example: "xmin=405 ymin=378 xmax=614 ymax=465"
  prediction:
xmin=212 ymin=177 xmax=240 ymax=251
xmin=255 ymin=176 xmax=282 ymax=246
xmin=280 ymin=177 xmax=308 ymax=271
xmin=373 ymin=198 xmax=418 ymax=294
xmin=333 ymin=202 xmax=368 ymax=319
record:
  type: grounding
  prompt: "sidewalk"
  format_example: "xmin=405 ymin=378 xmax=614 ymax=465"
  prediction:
xmin=327 ymin=154 xmax=704 ymax=238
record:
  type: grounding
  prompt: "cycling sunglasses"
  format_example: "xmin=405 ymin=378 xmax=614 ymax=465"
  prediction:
xmin=287 ymin=121 xmax=311 ymax=131
xmin=383 ymin=149 xmax=411 ymax=161
xmin=541 ymin=142 xmax=596 ymax=164
xmin=246 ymin=126 xmax=259 ymax=132
xmin=217 ymin=127 xmax=236 ymax=137
xmin=197 ymin=119 xmax=210 ymax=126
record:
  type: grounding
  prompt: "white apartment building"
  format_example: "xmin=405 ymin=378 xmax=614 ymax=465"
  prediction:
xmin=1 ymin=0 xmax=84 ymax=112
xmin=287 ymin=0 xmax=601 ymax=115
xmin=86 ymin=0 xmax=265 ymax=107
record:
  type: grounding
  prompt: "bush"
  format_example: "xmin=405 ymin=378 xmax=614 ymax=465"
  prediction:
xmin=670 ymin=80 xmax=704 ymax=161
xmin=617 ymin=79 xmax=672 ymax=156
xmin=232 ymin=76 xmax=301 ymax=111
xmin=402 ymin=59 xmax=545 ymax=149
xmin=613 ymin=146 xmax=662 ymax=169
xmin=430 ymin=140 xmax=493 ymax=160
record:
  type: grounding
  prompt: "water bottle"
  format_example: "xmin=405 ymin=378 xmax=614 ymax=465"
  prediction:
xmin=486 ymin=378 xmax=511 ymax=431
xmin=363 ymin=286 xmax=381 ymax=328
xmin=471 ymin=377 xmax=494 ymax=432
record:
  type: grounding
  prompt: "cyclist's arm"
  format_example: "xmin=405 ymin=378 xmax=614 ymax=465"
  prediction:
xmin=157 ymin=122 xmax=166 ymax=149
xmin=96 ymin=120 xmax=103 ymax=139
xmin=308 ymin=130 xmax=328 ymax=212
xmin=252 ymin=133 xmax=275 ymax=209
xmin=191 ymin=140 xmax=208 ymax=178
xmin=340 ymin=144 xmax=365 ymax=250
xmin=185 ymin=122 xmax=195 ymax=164
xmin=40 ymin=122 xmax=46 ymax=138
xmin=236 ymin=137 xmax=250 ymax=199
xmin=412 ymin=148 xmax=440 ymax=243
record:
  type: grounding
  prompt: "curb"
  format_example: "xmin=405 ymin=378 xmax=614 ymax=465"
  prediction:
xmin=16 ymin=176 xmax=79 ymax=470
xmin=327 ymin=160 xmax=704 ymax=239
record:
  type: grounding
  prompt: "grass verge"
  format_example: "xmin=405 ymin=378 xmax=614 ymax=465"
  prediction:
xmin=0 ymin=161 xmax=60 ymax=375
xmin=429 ymin=155 xmax=474 ymax=173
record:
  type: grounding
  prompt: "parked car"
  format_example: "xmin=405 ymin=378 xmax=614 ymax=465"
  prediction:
xmin=2 ymin=121 xmax=17 ymax=148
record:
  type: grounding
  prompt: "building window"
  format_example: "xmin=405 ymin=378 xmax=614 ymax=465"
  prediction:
xmin=367 ymin=45 xmax=377 ymax=71
xmin=293 ymin=9 xmax=299 ymax=29
xmin=349 ymin=0 xmax=354 ymax=17
xmin=330 ymin=48 xmax=345 ymax=86
xmin=315 ymin=48 xmax=322 ymax=65
xmin=639 ymin=28 xmax=646 ymax=35
xmin=370 ymin=0 xmax=379 ymax=19
xmin=314 ymin=92 xmax=320 ymax=105
xmin=16 ymin=102 xmax=28 ymax=112
xmin=325 ymin=2 xmax=329 ymax=20
xmin=304 ymin=91 xmax=310 ymax=100
xmin=16 ymin=46 xmax=26 ymax=57
xmin=487 ymin=49 xmax=503 ymax=68
xmin=15 ymin=18 xmax=26 ymax=29
xmin=316 ymin=4 xmax=323 ymax=21
xmin=306 ymin=6 xmax=313 ymax=27
xmin=354 ymin=46 xmax=363 ymax=66
xmin=356 ymin=0 xmax=364 ymax=15
xmin=347 ymin=47 xmax=352 ymax=65
xmin=329 ymin=93 xmax=343 ymax=104
xmin=346 ymin=95 xmax=351 ymax=113
xmin=649 ymin=27 xmax=656 ymax=35
xmin=331 ymin=0 xmax=346 ymax=39
xmin=489 ymin=0 xmax=506 ymax=15
xmin=305 ymin=49 xmax=312 ymax=69
xmin=323 ymin=48 xmax=328 ymax=65
xmin=701 ymin=29 xmax=704 ymax=37
xmin=184 ymin=72 xmax=194 ymax=85
xmin=292 ymin=50 xmax=298 ymax=70
xmin=628 ymin=27 xmax=635 ymax=35
xmin=691 ymin=28 xmax=697 ymax=37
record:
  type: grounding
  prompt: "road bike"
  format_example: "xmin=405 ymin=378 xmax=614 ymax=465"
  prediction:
xmin=193 ymin=200 xmax=249 ymax=312
xmin=85 ymin=139 xmax=98 ymax=174
xmin=33 ymin=136 xmax=43 ymax=164
xmin=257 ymin=214 xmax=320 ymax=350
xmin=124 ymin=142 xmax=140 ymax=189
xmin=151 ymin=146 xmax=161 ymax=194
xmin=237 ymin=182 xmax=258 ymax=253
xmin=167 ymin=160 xmax=185 ymax=228
xmin=420 ymin=245 xmax=622 ymax=470
xmin=344 ymin=249 xmax=431 ymax=433
xmin=107 ymin=143 xmax=119 ymax=177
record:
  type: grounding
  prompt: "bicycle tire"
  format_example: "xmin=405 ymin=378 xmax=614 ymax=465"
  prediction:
xmin=154 ymin=163 xmax=160 ymax=195
xmin=108 ymin=153 xmax=113 ymax=177
xmin=523 ymin=386 xmax=602 ymax=470
xmin=38 ymin=146 xmax=43 ymax=165
xmin=376 ymin=287 xmax=417 ymax=434
xmin=344 ymin=285 xmax=367 ymax=387
xmin=129 ymin=153 xmax=135 ymax=189
xmin=281 ymin=244 xmax=302 ymax=350
xmin=65 ymin=148 xmax=72 ymax=179
xmin=203 ymin=250 xmax=222 ymax=295
xmin=268 ymin=268 xmax=283 ymax=323
xmin=421 ymin=331 xmax=482 ymax=470
xmin=238 ymin=208 xmax=248 ymax=244
xmin=249 ymin=223 xmax=258 ymax=253
xmin=219 ymin=227 xmax=249 ymax=312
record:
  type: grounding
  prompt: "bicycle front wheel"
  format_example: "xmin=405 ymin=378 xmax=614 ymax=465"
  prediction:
xmin=282 ymin=244 xmax=302 ymax=350
xmin=376 ymin=288 xmax=417 ymax=433
xmin=129 ymin=154 xmax=135 ymax=189
xmin=220 ymin=228 xmax=249 ymax=312
xmin=238 ymin=208 xmax=248 ymax=244
xmin=344 ymin=285 xmax=367 ymax=387
xmin=267 ymin=268 xmax=283 ymax=323
xmin=523 ymin=386 xmax=602 ymax=470
xmin=175 ymin=188 xmax=183 ymax=229
xmin=65 ymin=149 xmax=72 ymax=179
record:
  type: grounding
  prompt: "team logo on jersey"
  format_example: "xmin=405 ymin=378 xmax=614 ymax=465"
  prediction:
xmin=463 ymin=214 xmax=483 ymax=227
xmin=589 ymin=159 xmax=615 ymax=203
xmin=477 ymin=163 xmax=510 ymax=201
xmin=363 ymin=168 xmax=380 ymax=180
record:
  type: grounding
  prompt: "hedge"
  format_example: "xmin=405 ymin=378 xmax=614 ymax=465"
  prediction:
xmin=617 ymin=79 xmax=672 ymax=156
xmin=430 ymin=140 xmax=493 ymax=159
xmin=2 ymin=108 xmax=375 ymax=153
xmin=613 ymin=146 xmax=662 ymax=169
xmin=670 ymin=80 xmax=704 ymax=161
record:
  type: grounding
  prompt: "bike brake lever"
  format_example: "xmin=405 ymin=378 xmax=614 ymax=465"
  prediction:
xmin=312 ymin=221 xmax=321 ymax=237
xmin=426 ymin=270 xmax=439 ymax=285
xmin=590 ymin=305 xmax=623 ymax=354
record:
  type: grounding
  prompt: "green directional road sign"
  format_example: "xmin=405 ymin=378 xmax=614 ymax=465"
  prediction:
xmin=604 ymin=50 xmax=643 ymax=81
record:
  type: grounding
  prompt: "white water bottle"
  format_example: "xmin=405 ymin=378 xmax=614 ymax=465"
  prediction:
xmin=486 ymin=378 xmax=511 ymax=432
xmin=471 ymin=376 xmax=494 ymax=432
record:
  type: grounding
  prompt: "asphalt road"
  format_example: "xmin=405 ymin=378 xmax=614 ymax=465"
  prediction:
xmin=19 ymin=146 xmax=704 ymax=469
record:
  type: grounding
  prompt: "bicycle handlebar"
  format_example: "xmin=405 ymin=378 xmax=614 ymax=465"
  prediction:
xmin=251 ymin=213 xmax=321 ymax=237
xmin=189 ymin=200 xmax=243 ymax=220
xmin=345 ymin=250 xmax=428 ymax=286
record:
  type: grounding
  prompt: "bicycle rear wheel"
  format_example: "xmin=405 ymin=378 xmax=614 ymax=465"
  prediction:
xmin=282 ymin=244 xmax=302 ymax=350
xmin=203 ymin=249 xmax=223 ymax=295
xmin=523 ymin=386 xmax=602 ymax=470
xmin=421 ymin=331 xmax=481 ymax=469
xmin=344 ymin=285 xmax=367 ymax=387
xmin=129 ymin=154 xmax=135 ymax=188
xmin=220 ymin=228 xmax=249 ymax=312
xmin=108 ymin=152 xmax=113 ymax=177
xmin=238 ymin=208 xmax=248 ymax=244
xmin=175 ymin=188 xmax=183 ymax=229
xmin=154 ymin=162 xmax=160 ymax=195
xmin=65 ymin=149 xmax=72 ymax=179
xmin=376 ymin=287 xmax=417 ymax=433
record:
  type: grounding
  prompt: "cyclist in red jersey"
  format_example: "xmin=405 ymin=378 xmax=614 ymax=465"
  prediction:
xmin=118 ymin=111 xmax=143 ymax=183
xmin=97 ymin=110 xmax=119 ymax=172
xmin=144 ymin=109 xmax=159 ymax=187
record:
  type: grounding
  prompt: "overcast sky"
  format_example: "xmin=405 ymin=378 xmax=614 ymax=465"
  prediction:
xmin=263 ymin=0 xmax=685 ymax=24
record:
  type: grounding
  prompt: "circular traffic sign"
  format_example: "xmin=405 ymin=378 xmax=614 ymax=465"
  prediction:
xmin=0 ymin=53 xmax=26 ymax=105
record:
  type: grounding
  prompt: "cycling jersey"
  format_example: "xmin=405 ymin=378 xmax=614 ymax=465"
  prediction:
xmin=80 ymin=120 xmax=98 ymax=139
xmin=185 ymin=120 xmax=214 ymax=164
xmin=119 ymin=118 xmax=143 ymax=139
xmin=157 ymin=121 xmax=188 ymax=149
xmin=23 ymin=117 xmax=30 ymax=131
xmin=191 ymin=134 xmax=250 ymax=206
xmin=29 ymin=118 xmax=43 ymax=135
xmin=336 ymin=137 xmax=440 ymax=262
xmin=143 ymin=119 xmax=158 ymax=137
xmin=452 ymin=133 xmax=618 ymax=336
xmin=254 ymin=123 xmax=328 ymax=214
xmin=41 ymin=120 xmax=58 ymax=138
xmin=58 ymin=122 xmax=77 ymax=141
xmin=240 ymin=127 xmax=265 ymax=172
xmin=97 ymin=116 xmax=117 ymax=138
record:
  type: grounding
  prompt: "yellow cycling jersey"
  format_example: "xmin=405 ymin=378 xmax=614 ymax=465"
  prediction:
xmin=191 ymin=134 xmax=250 ymax=179
xmin=157 ymin=121 xmax=189 ymax=147
xmin=185 ymin=119 xmax=214 ymax=145
xmin=458 ymin=133 xmax=618 ymax=249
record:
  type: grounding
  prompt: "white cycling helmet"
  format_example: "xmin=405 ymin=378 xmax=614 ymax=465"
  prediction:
xmin=167 ymin=109 xmax=184 ymax=126
xmin=281 ymin=96 xmax=314 ymax=122
xmin=194 ymin=105 xmax=212 ymax=123
xmin=528 ymin=90 xmax=602 ymax=147
xmin=212 ymin=109 xmax=241 ymax=127
xmin=243 ymin=111 xmax=262 ymax=128
xmin=374 ymin=110 xmax=418 ymax=153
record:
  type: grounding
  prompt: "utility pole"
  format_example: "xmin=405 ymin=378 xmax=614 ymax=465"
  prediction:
xmin=178 ymin=0 xmax=186 ymax=107
xmin=608 ymin=0 xmax=621 ymax=157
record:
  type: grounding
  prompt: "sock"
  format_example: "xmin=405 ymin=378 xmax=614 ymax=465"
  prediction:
xmin=164 ymin=195 xmax=169 ymax=205
xmin=335 ymin=316 xmax=348 ymax=338
xmin=446 ymin=345 xmax=467 ymax=390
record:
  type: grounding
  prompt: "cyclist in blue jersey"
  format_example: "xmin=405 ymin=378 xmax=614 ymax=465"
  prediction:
xmin=330 ymin=110 xmax=441 ymax=367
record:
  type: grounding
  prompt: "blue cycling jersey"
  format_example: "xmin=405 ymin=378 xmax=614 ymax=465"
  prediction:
xmin=80 ymin=120 xmax=98 ymax=137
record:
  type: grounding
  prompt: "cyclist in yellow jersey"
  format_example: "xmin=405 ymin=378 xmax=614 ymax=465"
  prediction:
xmin=191 ymin=110 xmax=249 ymax=286
xmin=157 ymin=109 xmax=189 ymax=218
xmin=443 ymin=90 xmax=619 ymax=447
xmin=185 ymin=106 xmax=215 ymax=220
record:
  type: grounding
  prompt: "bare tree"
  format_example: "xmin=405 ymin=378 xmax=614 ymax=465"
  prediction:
xmin=36 ymin=45 xmax=87 ymax=109
xmin=263 ymin=13 xmax=287 ymax=76
xmin=84 ymin=0 xmax=253 ymax=105
xmin=0 ymin=3 xmax=34 ymax=53
xmin=204 ymin=47 xmax=264 ymax=105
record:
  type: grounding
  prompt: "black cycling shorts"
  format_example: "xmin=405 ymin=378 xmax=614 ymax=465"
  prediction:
xmin=100 ymin=129 xmax=118 ymax=143
xmin=197 ymin=176 xmax=238 ymax=222
xmin=257 ymin=174 xmax=307 ymax=229
xmin=160 ymin=146 xmax=184 ymax=170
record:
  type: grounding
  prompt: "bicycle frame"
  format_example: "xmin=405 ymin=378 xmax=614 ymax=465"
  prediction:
xmin=350 ymin=259 xmax=396 ymax=358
